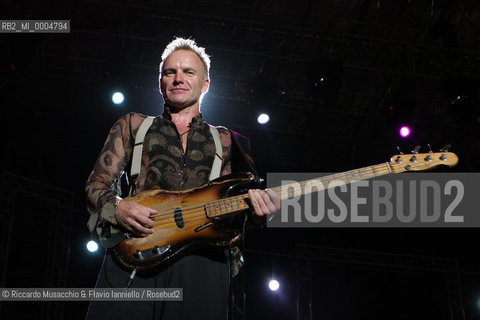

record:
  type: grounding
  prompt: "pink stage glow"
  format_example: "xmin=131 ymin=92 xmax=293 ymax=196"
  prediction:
xmin=399 ymin=126 xmax=411 ymax=138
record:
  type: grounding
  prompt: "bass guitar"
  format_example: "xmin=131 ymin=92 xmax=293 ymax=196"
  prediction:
xmin=112 ymin=151 xmax=458 ymax=273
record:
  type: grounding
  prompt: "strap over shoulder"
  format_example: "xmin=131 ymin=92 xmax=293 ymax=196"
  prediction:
xmin=130 ymin=116 xmax=156 ymax=195
xmin=208 ymin=125 xmax=223 ymax=181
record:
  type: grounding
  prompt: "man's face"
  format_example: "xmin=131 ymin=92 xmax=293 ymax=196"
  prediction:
xmin=160 ymin=49 xmax=209 ymax=109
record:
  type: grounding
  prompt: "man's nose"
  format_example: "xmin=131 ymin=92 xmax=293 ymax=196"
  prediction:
xmin=173 ymin=71 xmax=184 ymax=84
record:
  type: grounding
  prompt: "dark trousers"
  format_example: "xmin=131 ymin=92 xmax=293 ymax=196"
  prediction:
xmin=86 ymin=250 xmax=230 ymax=320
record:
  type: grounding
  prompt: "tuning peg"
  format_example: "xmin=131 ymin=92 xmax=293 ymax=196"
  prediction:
xmin=396 ymin=146 xmax=404 ymax=154
xmin=440 ymin=144 xmax=451 ymax=152
xmin=427 ymin=144 xmax=433 ymax=153
xmin=412 ymin=145 xmax=420 ymax=154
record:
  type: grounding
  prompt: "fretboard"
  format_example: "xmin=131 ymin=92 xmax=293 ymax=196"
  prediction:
xmin=204 ymin=162 xmax=392 ymax=218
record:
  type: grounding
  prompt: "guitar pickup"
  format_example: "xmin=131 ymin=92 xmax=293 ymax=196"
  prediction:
xmin=133 ymin=245 xmax=171 ymax=261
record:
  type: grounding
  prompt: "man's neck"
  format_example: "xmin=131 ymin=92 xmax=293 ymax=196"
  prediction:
xmin=167 ymin=104 xmax=200 ymax=127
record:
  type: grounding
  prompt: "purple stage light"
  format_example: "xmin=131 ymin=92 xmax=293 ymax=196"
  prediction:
xmin=399 ymin=126 xmax=411 ymax=138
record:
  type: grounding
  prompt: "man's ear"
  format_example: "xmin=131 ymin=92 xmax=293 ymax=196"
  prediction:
xmin=159 ymin=76 xmax=165 ymax=95
xmin=201 ymin=78 xmax=210 ymax=94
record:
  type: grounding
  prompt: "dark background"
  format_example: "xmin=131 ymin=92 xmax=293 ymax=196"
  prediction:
xmin=1 ymin=0 xmax=480 ymax=319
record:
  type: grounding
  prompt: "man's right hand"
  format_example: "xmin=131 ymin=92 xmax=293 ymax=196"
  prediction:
xmin=115 ymin=200 xmax=157 ymax=237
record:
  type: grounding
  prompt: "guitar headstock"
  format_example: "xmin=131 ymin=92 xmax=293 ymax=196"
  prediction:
xmin=388 ymin=152 xmax=459 ymax=173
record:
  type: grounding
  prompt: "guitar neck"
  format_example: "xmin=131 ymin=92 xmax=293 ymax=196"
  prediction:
xmin=206 ymin=162 xmax=392 ymax=217
xmin=269 ymin=162 xmax=392 ymax=201
xmin=205 ymin=151 xmax=459 ymax=218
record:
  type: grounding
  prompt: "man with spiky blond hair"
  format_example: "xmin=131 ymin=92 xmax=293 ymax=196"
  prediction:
xmin=85 ymin=37 xmax=279 ymax=319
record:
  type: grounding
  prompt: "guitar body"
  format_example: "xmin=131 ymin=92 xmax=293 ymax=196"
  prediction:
xmin=111 ymin=172 xmax=257 ymax=274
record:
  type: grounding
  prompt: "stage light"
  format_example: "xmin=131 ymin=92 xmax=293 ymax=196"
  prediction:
xmin=268 ymin=279 xmax=280 ymax=291
xmin=399 ymin=126 xmax=411 ymax=138
xmin=258 ymin=113 xmax=270 ymax=124
xmin=444 ymin=78 xmax=480 ymax=125
xmin=112 ymin=91 xmax=125 ymax=104
xmin=310 ymin=60 xmax=342 ymax=106
xmin=86 ymin=240 xmax=99 ymax=253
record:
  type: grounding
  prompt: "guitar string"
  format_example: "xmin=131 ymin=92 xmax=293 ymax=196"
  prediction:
xmin=145 ymin=159 xmax=446 ymax=229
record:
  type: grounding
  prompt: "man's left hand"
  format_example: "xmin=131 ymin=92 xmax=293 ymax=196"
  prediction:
xmin=247 ymin=189 xmax=280 ymax=223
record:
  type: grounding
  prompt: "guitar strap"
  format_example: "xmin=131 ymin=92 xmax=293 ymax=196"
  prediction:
xmin=129 ymin=116 xmax=155 ymax=196
xmin=128 ymin=117 xmax=223 ymax=195
xmin=208 ymin=125 xmax=223 ymax=181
